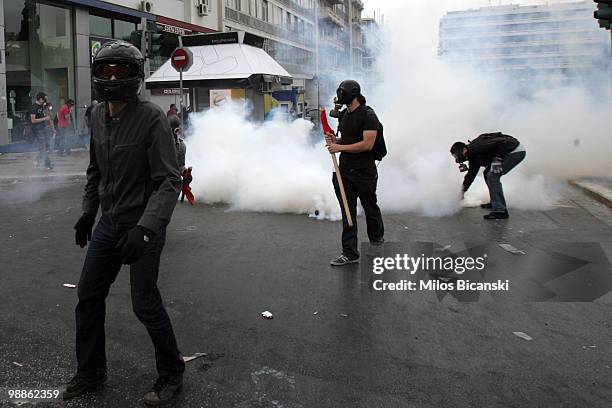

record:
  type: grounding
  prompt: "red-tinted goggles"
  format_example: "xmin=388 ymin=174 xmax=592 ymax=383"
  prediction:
xmin=94 ymin=63 xmax=133 ymax=80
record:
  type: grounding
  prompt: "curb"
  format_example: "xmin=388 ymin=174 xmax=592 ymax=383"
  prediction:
xmin=569 ymin=180 xmax=612 ymax=209
xmin=0 ymin=173 xmax=87 ymax=185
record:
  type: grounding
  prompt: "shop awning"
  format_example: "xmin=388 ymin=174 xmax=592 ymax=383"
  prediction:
xmin=145 ymin=41 xmax=292 ymax=88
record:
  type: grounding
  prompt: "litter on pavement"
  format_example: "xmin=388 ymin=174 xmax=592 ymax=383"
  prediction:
xmin=499 ymin=244 xmax=526 ymax=255
xmin=340 ymin=313 xmax=348 ymax=318
xmin=12 ymin=362 xmax=23 ymax=367
xmin=182 ymin=352 xmax=207 ymax=363
xmin=62 ymin=283 xmax=77 ymax=288
xmin=261 ymin=311 xmax=274 ymax=319
xmin=513 ymin=331 xmax=533 ymax=341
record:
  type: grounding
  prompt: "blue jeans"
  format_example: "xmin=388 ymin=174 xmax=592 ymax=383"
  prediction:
xmin=485 ymin=151 xmax=526 ymax=212
xmin=75 ymin=214 xmax=185 ymax=377
xmin=34 ymin=127 xmax=51 ymax=167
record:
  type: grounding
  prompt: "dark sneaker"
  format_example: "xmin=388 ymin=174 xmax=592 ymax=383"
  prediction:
xmin=330 ymin=255 xmax=359 ymax=266
xmin=143 ymin=375 xmax=183 ymax=406
xmin=484 ymin=211 xmax=509 ymax=220
xmin=62 ymin=371 xmax=107 ymax=400
xmin=480 ymin=203 xmax=492 ymax=209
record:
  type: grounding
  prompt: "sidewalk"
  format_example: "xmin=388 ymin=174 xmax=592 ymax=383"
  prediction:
xmin=570 ymin=178 xmax=612 ymax=208
xmin=0 ymin=149 xmax=89 ymax=183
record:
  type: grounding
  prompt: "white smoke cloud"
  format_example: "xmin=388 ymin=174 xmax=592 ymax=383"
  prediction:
xmin=186 ymin=104 xmax=342 ymax=219
xmin=185 ymin=0 xmax=612 ymax=218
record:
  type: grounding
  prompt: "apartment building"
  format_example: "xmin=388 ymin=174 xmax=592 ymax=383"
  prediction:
xmin=438 ymin=1 xmax=610 ymax=86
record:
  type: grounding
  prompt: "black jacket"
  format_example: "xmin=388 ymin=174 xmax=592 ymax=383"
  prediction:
xmin=82 ymin=99 xmax=181 ymax=232
xmin=462 ymin=132 xmax=520 ymax=192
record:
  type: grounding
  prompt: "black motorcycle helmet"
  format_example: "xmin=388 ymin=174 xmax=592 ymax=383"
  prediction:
xmin=92 ymin=41 xmax=144 ymax=102
xmin=336 ymin=80 xmax=361 ymax=105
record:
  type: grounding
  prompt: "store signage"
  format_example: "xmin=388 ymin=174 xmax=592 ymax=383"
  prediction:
xmin=156 ymin=23 xmax=194 ymax=36
xmin=151 ymin=88 xmax=189 ymax=96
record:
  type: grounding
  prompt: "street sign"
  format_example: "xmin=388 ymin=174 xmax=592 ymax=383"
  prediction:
xmin=171 ymin=47 xmax=193 ymax=71
xmin=171 ymin=43 xmax=193 ymax=133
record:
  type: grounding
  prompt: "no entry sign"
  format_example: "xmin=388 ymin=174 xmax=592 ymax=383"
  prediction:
xmin=171 ymin=47 xmax=193 ymax=71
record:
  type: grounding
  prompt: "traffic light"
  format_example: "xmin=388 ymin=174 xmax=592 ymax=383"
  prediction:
xmin=146 ymin=22 xmax=163 ymax=57
xmin=123 ymin=30 xmax=143 ymax=48
xmin=594 ymin=0 xmax=612 ymax=30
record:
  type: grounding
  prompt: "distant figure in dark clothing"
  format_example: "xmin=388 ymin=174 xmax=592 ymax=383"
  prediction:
xmin=30 ymin=92 xmax=53 ymax=169
xmin=451 ymin=132 xmax=526 ymax=220
xmin=84 ymin=100 xmax=98 ymax=128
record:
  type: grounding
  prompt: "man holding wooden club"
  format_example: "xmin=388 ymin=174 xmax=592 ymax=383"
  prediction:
xmin=325 ymin=80 xmax=385 ymax=266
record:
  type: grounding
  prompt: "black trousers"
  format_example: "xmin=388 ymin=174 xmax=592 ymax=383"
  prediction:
xmin=75 ymin=214 xmax=185 ymax=377
xmin=332 ymin=166 xmax=384 ymax=260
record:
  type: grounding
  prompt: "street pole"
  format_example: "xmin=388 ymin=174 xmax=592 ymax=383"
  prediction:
xmin=140 ymin=16 xmax=151 ymax=101
xmin=178 ymin=36 xmax=184 ymax=133
xmin=179 ymin=68 xmax=184 ymax=133
xmin=315 ymin=0 xmax=320 ymax=110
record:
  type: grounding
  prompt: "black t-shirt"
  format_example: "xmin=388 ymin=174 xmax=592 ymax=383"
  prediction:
xmin=338 ymin=104 xmax=380 ymax=169
xmin=30 ymin=103 xmax=46 ymax=131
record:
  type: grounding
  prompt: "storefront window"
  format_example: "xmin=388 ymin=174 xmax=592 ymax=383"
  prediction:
xmin=114 ymin=19 xmax=137 ymax=42
xmin=4 ymin=0 xmax=74 ymax=142
xmin=90 ymin=14 xmax=112 ymax=38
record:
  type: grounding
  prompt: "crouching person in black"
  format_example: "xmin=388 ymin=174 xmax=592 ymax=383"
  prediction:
xmin=450 ymin=132 xmax=526 ymax=220
xmin=65 ymin=41 xmax=185 ymax=405
xmin=325 ymin=80 xmax=384 ymax=266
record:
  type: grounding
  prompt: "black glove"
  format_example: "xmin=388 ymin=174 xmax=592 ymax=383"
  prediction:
xmin=74 ymin=213 xmax=96 ymax=248
xmin=115 ymin=226 xmax=153 ymax=265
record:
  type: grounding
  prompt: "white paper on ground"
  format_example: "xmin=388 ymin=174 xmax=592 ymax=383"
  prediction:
xmin=182 ymin=352 xmax=207 ymax=363
xmin=499 ymin=244 xmax=526 ymax=255
xmin=513 ymin=331 xmax=533 ymax=341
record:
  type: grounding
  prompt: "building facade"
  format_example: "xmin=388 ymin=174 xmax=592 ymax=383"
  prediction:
xmin=0 ymin=0 xmax=374 ymax=145
xmin=438 ymin=1 xmax=610 ymax=91
xmin=361 ymin=16 xmax=382 ymax=87
xmin=0 ymin=0 xmax=218 ymax=146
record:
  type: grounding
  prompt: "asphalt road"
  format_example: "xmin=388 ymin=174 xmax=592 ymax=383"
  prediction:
xmin=1 ymin=180 xmax=611 ymax=408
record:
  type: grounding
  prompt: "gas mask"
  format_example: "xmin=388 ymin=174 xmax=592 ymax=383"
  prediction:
xmin=329 ymin=97 xmax=345 ymax=119
xmin=453 ymin=150 xmax=467 ymax=164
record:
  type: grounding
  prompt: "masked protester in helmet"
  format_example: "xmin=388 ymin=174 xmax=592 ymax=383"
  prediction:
xmin=450 ymin=133 xmax=526 ymax=220
xmin=67 ymin=40 xmax=185 ymax=405
xmin=325 ymin=80 xmax=385 ymax=266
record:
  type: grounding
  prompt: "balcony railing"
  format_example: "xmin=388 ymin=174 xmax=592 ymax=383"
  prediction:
xmin=319 ymin=6 xmax=347 ymax=26
xmin=225 ymin=7 xmax=314 ymax=48
xmin=274 ymin=0 xmax=315 ymax=20
xmin=320 ymin=34 xmax=345 ymax=50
